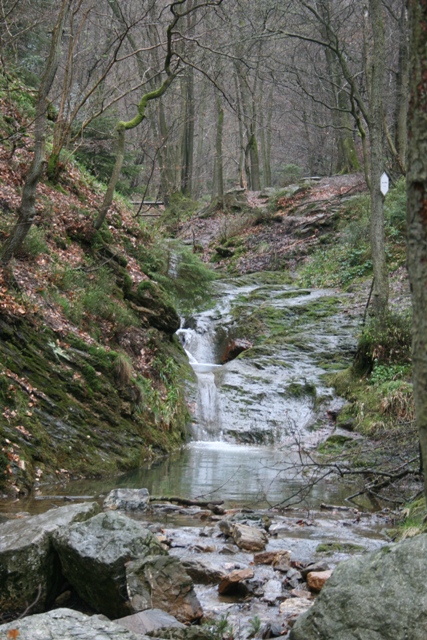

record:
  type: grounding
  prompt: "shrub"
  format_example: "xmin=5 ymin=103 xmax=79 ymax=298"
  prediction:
xmin=281 ymin=163 xmax=302 ymax=186
xmin=354 ymin=310 xmax=412 ymax=374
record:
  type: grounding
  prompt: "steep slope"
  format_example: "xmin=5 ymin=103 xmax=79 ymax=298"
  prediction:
xmin=0 ymin=92 xmax=194 ymax=495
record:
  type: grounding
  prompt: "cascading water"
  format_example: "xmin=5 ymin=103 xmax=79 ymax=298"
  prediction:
xmin=178 ymin=318 xmax=223 ymax=440
xmin=179 ymin=277 xmax=357 ymax=449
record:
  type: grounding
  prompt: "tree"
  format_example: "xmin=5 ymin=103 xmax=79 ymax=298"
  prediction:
xmin=94 ymin=0 xmax=223 ymax=230
xmin=406 ymin=0 xmax=427 ymax=501
xmin=0 ymin=0 xmax=72 ymax=265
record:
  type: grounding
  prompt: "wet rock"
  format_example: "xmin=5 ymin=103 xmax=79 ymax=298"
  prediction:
xmin=182 ymin=558 xmax=227 ymax=584
xmin=254 ymin=550 xmax=291 ymax=567
xmin=115 ymin=609 xmax=185 ymax=635
xmin=290 ymin=535 xmax=427 ymax=640
xmin=218 ymin=567 xmax=254 ymax=595
xmin=104 ymin=488 xmax=150 ymax=511
xmin=126 ymin=555 xmax=203 ymax=623
xmin=0 ymin=502 xmax=100 ymax=616
xmin=52 ymin=511 xmax=166 ymax=619
xmin=262 ymin=578 xmax=283 ymax=604
xmin=232 ymin=523 xmax=268 ymax=551
xmin=285 ymin=568 xmax=303 ymax=589
xmin=219 ymin=544 xmax=239 ymax=554
xmin=306 ymin=569 xmax=332 ymax=592
xmin=0 ymin=608 xmax=142 ymax=640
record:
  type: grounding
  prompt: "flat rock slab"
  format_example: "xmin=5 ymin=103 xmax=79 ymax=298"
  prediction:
xmin=126 ymin=555 xmax=203 ymax=623
xmin=53 ymin=511 xmax=166 ymax=619
xmin=290 ymin=534 xmax=427 ymax=640
xmin=104 ymin=488 xmax=150 ymax=511
xmin=115 ymin=609 xmax=184 ymax=635
xmin=0 ymin=502 xmax=100 ymax=615
xmin=0 ymin=608 xmax=145 ymax=639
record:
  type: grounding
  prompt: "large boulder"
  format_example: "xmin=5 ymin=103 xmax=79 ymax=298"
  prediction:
xmin=0 ymin=608 xmax=144 ymax=640
xmin=0 ymin=502 xmax=100 ymax=616
xmin=52 ymin=511 xmax=167 ymax=619
xmin=290 ymin=535 xmax=427 ymax=640
xmin=126 ymin=555 xmax=203 ymax=623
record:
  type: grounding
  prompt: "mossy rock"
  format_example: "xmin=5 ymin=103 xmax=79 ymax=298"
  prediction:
xmin=133 ymin=281 xmax=180 ymax=334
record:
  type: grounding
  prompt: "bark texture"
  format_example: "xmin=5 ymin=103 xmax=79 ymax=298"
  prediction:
xmin=407 ymin=0 xmax=427 ymax=500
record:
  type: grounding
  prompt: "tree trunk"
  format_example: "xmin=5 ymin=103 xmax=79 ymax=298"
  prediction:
xmin=368 ymin=0 xmax=389 ymax=315
xmin=407 ymin=0 xmax=427 ymax=501
xmin=395 ymin=3 xmax=409 ymax=171
xmin=1 ymin=0 xmax=72 ymax=264
xmin=180 ymin=66 xmax=195 ymax=197
xmin=212 ymin=91 xmax=224 ymax=199
xmin=319 ymin=0 xmax=359 ymax=174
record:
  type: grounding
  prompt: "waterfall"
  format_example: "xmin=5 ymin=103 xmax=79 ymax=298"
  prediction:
xmin=178 ymin=324 xmax=223 ymax=441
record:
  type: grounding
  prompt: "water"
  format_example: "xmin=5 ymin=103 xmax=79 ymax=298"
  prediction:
xmin=0 ymin=276 xmax=362 ymax=516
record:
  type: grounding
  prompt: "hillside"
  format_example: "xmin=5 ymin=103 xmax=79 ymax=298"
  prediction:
xmin=0 ymin=92 xmax=202 ymax=496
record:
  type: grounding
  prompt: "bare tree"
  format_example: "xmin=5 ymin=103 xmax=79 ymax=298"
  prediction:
xmin=0 ymin=0 xmax=73 ymax=265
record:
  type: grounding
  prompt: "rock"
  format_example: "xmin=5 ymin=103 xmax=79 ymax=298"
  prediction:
xmin=218 ymin=519 xmax=234 ymax=536
xmin=222 ymin=338 xmax=253 ymax=363
xmin=150 ymin=627 xmax=216 ymax=640
xmin=232 ymin=523 xmax=268 ymax=551
xmin=285 ymin=568 xmax=303 ymax=589
xmin=115 ymin=609 xmax=184 ymax=635
xmin=52 ymin=511 xmax=166 ymax=619
xmin=254 ymin=550 xmax=291 ymax=567
xmin=0 ymin=502 xmax=100 ymax=616
xmin=0 ymin=608 xmax=143 ymax=640
xmin=260 ymin=622 xmax=286 ymax=638
xmin=300 ymin=561 xmax=329 ymax=579
xmin=306 ymin=569 xmax=332 ymax=592
xmin=104 ymin=488 xmax=150 ymax=511
xmin=279 ymin=597 xmax=313 ymax=617
xmin=134 ymin=282 xmax=180 ymax=335
xmin=262 ymin=578 xmax=283 ymax=604
xmin=290 ymin=588 xmax=312 ymax=599
xmin=219 ymin=544 xmax=239 ymax=554
xmin=182 ymin=558 xmax=227 ymax=584
xmin=126 ymin=554 xmax=203 ymax=623
xmin=218 ymin=567 xmax=254 ymax=595
xmin=290 ymin=535 xmax=427 ymax=640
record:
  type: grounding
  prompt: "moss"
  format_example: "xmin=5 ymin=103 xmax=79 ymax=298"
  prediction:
xmin=0 ymin=315 xmax=190 ymax=491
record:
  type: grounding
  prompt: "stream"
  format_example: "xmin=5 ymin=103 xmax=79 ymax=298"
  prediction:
xmin=1 ymin=275 xmax=394 ymax=632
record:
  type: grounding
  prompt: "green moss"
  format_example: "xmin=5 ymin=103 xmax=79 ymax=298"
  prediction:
xmin=0 ymin=315 xmax=190 ymax=491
